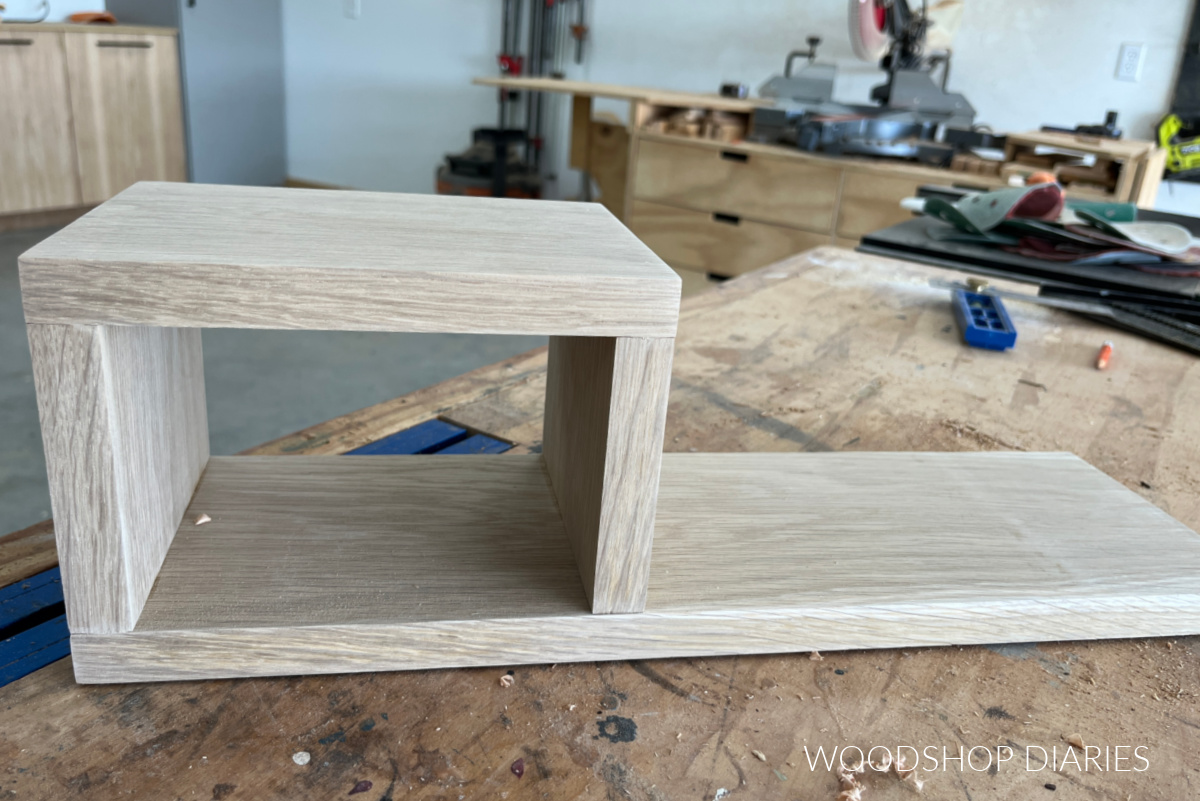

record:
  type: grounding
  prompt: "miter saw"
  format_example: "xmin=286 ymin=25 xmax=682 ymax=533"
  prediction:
xmin=752 ymin=0 xmax=996 ymax=164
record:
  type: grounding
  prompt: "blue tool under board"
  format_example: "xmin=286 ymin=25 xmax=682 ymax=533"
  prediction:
xmin=0 ymin=566 xmax=63 ymax=628
xmin=1 ymin=616 xmax=70 ymax=687
xmin=437 ymin=433 xmax=511 ymax=455
xmin=344 ymin=418 xmax=470 ymax=454
xmin=0 ymin=566 xmax=69 ymax=688
xmin=951 ymin=289 xmax=1017 ymax=351
xmin=344 ymin=418 xmax=510 ymax=456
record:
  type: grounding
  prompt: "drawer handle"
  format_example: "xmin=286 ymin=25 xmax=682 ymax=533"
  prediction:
xmin=0 ymin=39 xmax=34 ymax=46
xmin=97 ymin=40 xmax=154 ymax=49
xmin=720 ymin=150 xmax=749 ymax=163
xmin=712 ymin=212 xmax=741 ymax=226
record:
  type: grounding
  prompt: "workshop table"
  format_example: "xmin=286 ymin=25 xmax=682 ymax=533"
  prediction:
xmin=2 ymin=247 xmax=1197 ymax=800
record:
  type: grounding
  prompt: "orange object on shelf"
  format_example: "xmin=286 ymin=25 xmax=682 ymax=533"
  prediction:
xmin=68 ymin=11 xmax=118 ymax=24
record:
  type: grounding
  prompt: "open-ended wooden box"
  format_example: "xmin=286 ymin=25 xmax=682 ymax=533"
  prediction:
xmin=21 ymin=182 xmax=1200 ymax=683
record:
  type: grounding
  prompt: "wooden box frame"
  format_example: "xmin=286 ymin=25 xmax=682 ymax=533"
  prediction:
xmin=22 ymin=183 xmax=1200 ymax=683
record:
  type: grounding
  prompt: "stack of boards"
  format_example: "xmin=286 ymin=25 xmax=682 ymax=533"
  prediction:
xmin=19 ymin=182 xmax=1200 ymax=683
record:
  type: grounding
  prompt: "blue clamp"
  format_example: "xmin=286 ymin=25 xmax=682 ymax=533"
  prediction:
xmin=951 ymin=289 xmax=1017 ymax=351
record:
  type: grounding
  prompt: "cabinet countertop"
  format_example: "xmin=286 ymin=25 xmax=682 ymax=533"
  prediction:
xmin=0 ymin=22 xmax=177 ymax=36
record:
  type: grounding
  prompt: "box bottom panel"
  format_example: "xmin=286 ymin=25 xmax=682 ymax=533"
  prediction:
xmin=71 ymin=452 xmax=1200 ymax=682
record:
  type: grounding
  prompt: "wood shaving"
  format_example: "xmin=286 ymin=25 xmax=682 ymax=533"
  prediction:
xmin=893 ymin=752 xmax=924 ymax=792
xmin=194 ymin=513 xmax=211 ymax=525
xmin=828 ymin=749 xmax=926 ymax=800
xmin=498 ymin=674 xmax=514 ymax=688
xmin=835 ymin=759 xmax=865 ymax=801
xmin=751 ymin=749 xmax=767 ymax=762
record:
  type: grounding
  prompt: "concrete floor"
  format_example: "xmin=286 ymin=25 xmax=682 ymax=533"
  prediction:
xmin=0 ymin=226 xmax=546 ymax=536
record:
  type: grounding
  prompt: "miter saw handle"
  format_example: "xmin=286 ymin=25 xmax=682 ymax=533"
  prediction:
xmin=785 ymin=36 xmax=822 ymax=77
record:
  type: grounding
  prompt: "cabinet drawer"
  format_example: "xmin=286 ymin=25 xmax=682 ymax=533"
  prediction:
xmin=633 ymin=138 xmax=841 ymax=231
xmin=835 ymin=171 xmax=923 ymax=239
xmin=628 ymin=200 xmax=829 ymax=277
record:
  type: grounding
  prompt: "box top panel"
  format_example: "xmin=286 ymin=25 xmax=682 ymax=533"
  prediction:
xmin=20 ymin=183 xmax=680 ymax=336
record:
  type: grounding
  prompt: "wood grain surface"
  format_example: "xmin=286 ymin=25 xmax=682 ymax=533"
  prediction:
xmin=5 ymin=247 xmax=1200 ymax=799
xmin=70 ymin=451 xmax=1200 ymax=682
xmin=0 ymin=519 xmax=56 ymax=589
xmin=473 ymin=75 xmax=769 ymax=112
xmin=63 ymin=32 xmax=186 ymax=204
xmin=27 ymin=324 xmax=207 ymax=632
xmin=0 ymin=22 xmax=178 ymax=36
xmin=0 ymin=31 xmax=82 ymax=214
xmin=542 ymin=337 xmax=613 ymax=608
xmin=628 ymin=199 xmax=831 ymax=277
xmin=633 ymin=137 xmax=842 ymax=232
xmin=135 ymin=455 xmax=586 ymax=629
xmin=543 ymin=336 xmax=674 ymax=614
xmin=18 ymin=182 xmax=682 ymax=336
xmin=835 ymin=170 xmax=928 ymax=240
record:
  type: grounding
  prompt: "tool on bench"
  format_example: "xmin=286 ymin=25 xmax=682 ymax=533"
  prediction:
xmin=949 ymin=287 xmax=1017 ymax=351
xmin=752 ymin=0 xmax=988 ymax=165
xmin=932 ymin=278 xmax=1200 ymax=357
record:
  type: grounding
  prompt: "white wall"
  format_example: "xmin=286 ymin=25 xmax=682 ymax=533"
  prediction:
xmin=3 ymin=0 xmax=104 ymax=22
xmin=282 ymin=0 xmax=1193 ymax=204
xmin=283 ymin=0 xmax=502 ymax=193
xmin=582 ymin=0 xmax=1190 ymax=140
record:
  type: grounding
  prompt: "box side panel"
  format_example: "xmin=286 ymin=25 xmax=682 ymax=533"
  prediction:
xmin=594 ymin=336 xmax=674 ymax=612
xmin=541 ymin=336 xmax=615 ymax=606
xmin=26 ymin=323 xmax=208 ymax=633
xmin=101 ymin=325 xmax=208 ymax=626
xmin=27 ymin=324 xmax=127 ymax=631
xmin=542 ymin=336 xmax=674 ymax=614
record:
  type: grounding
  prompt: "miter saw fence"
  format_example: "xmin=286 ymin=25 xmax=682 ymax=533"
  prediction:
xmin=752 ymin=0 xmax=989 ymax=165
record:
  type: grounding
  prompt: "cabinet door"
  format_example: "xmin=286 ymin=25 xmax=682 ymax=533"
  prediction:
xmin=0 ymin=32 xmax=81 ymax=213
xmin=64 ymin=32 xmax=186 ymax=204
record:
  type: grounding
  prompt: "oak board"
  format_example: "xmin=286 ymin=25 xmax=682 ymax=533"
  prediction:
xmin=69 ymin=451 xmax=1200 ymax=682
xmin=18 ymin=182 xmax=681 ymax=336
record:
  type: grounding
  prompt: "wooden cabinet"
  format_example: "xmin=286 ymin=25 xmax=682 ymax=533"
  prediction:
xmin=64 ymin=31 xmax=187 ymax=205
xmin=628 ymin=200 xmax=829 ymax=277
xmin=0 ymin=31 xmax=81 ymax=214
xmin=835 ymin=171 xmax=926 ymax=240
xmin=0 ymin=24 xmax=185 ymax=221
xmin=627 ymin=133 xmax=1005 ymax=282
xmin=634 ymin=137 xmax=841 ymax=231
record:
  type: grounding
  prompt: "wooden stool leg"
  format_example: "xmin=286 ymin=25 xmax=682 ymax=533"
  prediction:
xmin=542 ymin=335 xmax=673 ymax=613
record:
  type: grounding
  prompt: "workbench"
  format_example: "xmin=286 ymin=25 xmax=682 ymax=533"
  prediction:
xmin=3 ymin=247 xmax=1197 ymax=799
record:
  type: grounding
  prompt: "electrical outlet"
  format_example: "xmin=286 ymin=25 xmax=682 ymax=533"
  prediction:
xmin=1116 ymin=42 xmax=1145 ymax=82
xmin=343 ymin=0 xmax=361 ymax=20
